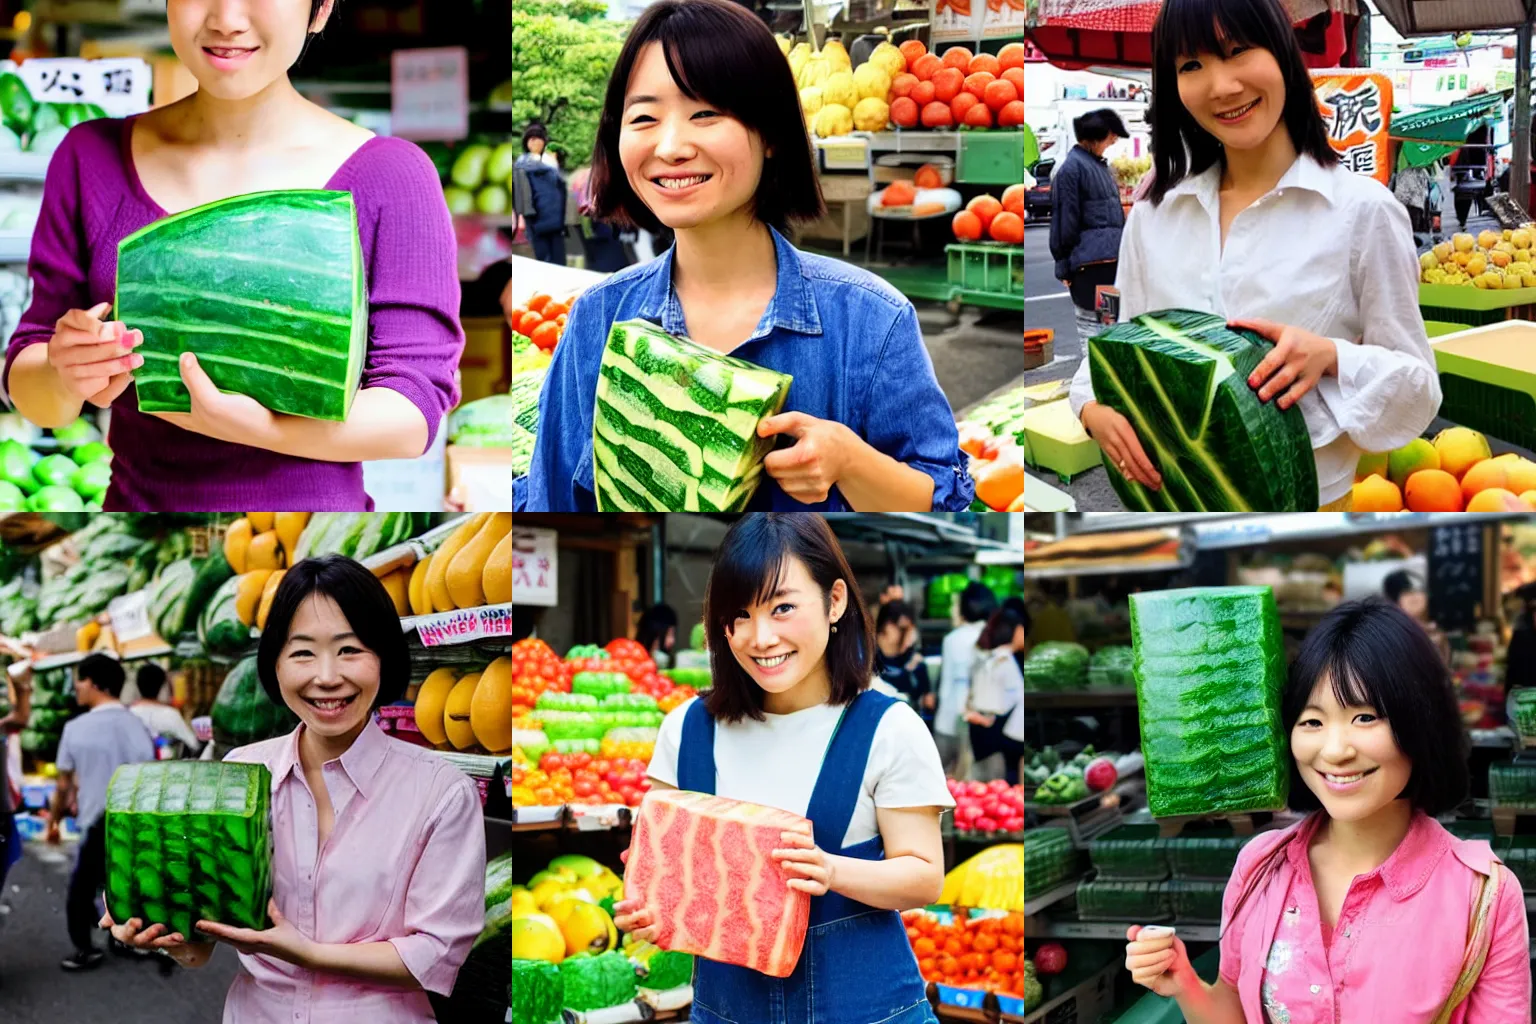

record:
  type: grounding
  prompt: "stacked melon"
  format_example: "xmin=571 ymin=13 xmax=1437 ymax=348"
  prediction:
xmin=592 ymin=320 xmax=791 ymax=511
xmin=404 ymin=512 xmax=511 ymax=617
xmin=414 ymin=655 xmax=511 ymax=754
xmin=215 ymin=514 xmax=311 ymax=655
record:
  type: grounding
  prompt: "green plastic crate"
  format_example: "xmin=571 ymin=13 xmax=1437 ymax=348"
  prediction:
xmin=1026 ymin=827 xmax=1084 ymax=899
xmin=1419 ymin=282 xmax=1536 ymax=327
xmin=1165 ymin=879 xmax=1225 ymax=924
xmin=1165 ymin=833 xmax=1252 ymax=880
xmin=1076 ymin=879 xmax=1172 ymax=922
xmin=1089 ymin=824 xmax=1168 ymax=881
xmin=1490 ymin=762 xmax=1536 ymax=809
xmin=104 ymin=760 xmax=273 ymax=941
xmin=946 ymin=243 xmax=1023 ymax=301
xmin=1431 ymin=321 xmax=1536 ymax=452
xmin=957 ymin=130 xmax=1026 ymax=185
xmin=1423 ymin=320 xmax=1466 ymax=338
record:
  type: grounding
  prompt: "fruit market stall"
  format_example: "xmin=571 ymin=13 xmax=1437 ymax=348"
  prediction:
xmin=1022 ymin=515 xmax=1536 ymax=1018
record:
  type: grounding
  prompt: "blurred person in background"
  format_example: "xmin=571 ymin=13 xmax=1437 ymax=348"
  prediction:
xmin=635 ymin=603 xmax=680 ymax=669
xmin=965 ymin=606 xmax=1027 ymax=786
xmin=934 ymin=583 xmax=997 ymax=777
xmin=127 ymin=663 xmax=202 ymax=757
xmin=0 ymin=656 xmax=31 ymax=897
xmin=874 ymin=600 xmax=933 ymax=728
xmin=514 ymin=123 xmax=568 ymax=266
xmin=1383 ymin=569 xmax=1449 ymax=663
xmin=1050 ymin=108 xmax=1129 ymax=350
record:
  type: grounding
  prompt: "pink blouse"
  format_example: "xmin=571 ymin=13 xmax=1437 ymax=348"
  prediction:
xmin=1218 ymin=810 xmax=1531 ymax=1024
xmin=223 ymin=719 xmax=486 ymax=1024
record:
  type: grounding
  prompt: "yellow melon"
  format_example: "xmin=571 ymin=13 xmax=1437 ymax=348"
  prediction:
xmin=447 ymin=512 xmax=511 ymax=609
xmin=256 ymin=569 xmax=285 ymax=631
xmin=235 ymin=570 xmax=274 ymax=627
xmin=381 ymin=568 xmax=410 ymax=617
xmin=429 ymin=513 xmax=491 ymax=612
xmin=471 ymin=656 xmax=512 ymax=753
xmin=413 ymin=667 xmax=460 ymax=746
xmin=224 ymin=518 xmax=252 ymax=574
xmin=483 ymin=532 xmax=511 ymax=605
xmin=443 ymin=671 xmax=482 ymax=750
xmin=408 ymin=554 xmax=434 ymax=617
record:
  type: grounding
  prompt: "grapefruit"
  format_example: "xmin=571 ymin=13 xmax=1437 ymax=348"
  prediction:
xmin=942 ymin=46 xmax=972 ymax=71
xmin=912 ymin=54 xmax=943 ymax=81
xmin=911 ymin=80 xmax=936 ymax=106
xmin=900 ymin=40 xmax=927 ymax=67
xmin=969 ymin=53 xmax=1000 ymax=76
xmin=952 ymin=210 xmax=983 ymax=241
xmin=921 ymin=101 xmax=954 ymax=128
xmin=950 ymin=92 xmax=981 ymax=123
xmin=1002 ymin=184 xmax=1025 ymax=216
xmin=998 ymin=101 xmax=1024 ymax=127
xmin=967 ymin=194 xmax=1003 ymax=233
xmin=998 ymin=43 xmax=1025 ymax=70
xmin=963 ymin=104 xmax=992 ymax=128
xmin=890 ymin=96 xmax=919 ymax=128
xmin=964 ymin=71 xmax=995 ymax=100
xmin=933 ymin=67 xmax=964 ymax=103
xmin=890 ymin=73 xmax=918 ymax=98
xmin=984 ymin=79 xmax=1020 ymax=112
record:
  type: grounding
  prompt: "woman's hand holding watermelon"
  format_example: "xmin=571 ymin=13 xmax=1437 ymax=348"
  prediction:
xmin=772 ymin=828 xmax=836 ymax=896
xmin=1080 ymin=402 xmax=1162 ymax=491
xmin=1228 ymin=318 xmax=1339 ymax=411
xmin=146 ymin=351 xmax=277 ymax=444
xmin=611 ymin=899 xmax=663 ymax=946
xmin=100 ymin=910 xmax=216 ymax=969
xmin=47 ymin=301 xmax=143 ymax=405
xmin=758 ymin=412 xmax=853 ymax=504
xmin=193 ymin=897 xmax=315 ymax=968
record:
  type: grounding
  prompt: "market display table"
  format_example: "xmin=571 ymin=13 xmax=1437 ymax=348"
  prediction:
xmin=1429 ymin=320 xmax=1536 ymax=451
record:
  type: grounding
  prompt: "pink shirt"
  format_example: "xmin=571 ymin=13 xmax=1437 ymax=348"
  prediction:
xmin=222 ymin=719 xmax=486 ymax=1024
xmin=1219 ymin=810 xmax=1531 ymax=1024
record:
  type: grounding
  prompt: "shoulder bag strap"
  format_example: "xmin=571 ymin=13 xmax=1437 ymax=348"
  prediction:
xmin=1431 ymin=863 xmax=1503 ymax=1024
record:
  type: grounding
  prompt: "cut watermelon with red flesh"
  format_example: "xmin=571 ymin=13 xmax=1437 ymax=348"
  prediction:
xmin=624 ymin=790 xmax=811 ymax=978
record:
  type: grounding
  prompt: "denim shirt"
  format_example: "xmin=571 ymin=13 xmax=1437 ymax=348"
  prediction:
xmin=515 ymin=226 xmax=975 ymax=511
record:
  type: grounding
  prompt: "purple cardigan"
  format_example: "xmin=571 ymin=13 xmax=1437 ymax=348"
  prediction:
xmin=2 ymin=117 xmax=464 ymax=511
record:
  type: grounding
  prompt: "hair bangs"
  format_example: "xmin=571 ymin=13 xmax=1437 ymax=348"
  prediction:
xmin=1158 ymin=0 xmax=1270 ymax=62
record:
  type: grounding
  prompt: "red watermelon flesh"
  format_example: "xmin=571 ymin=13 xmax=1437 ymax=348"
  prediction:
xmin=624 ymin=789 xmax=811 ymax=978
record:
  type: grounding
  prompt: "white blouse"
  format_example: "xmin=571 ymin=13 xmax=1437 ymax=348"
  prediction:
xmin=1069 ymin=154 xmax=1441 ymax=506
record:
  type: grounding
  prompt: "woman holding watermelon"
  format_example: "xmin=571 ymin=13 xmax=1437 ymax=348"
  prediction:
xmin=612 ymin=514 xmax=954 ymax=1024
xmin=102 ymin=556 xmax=487 ymax=1023
xmin=1123 ymin=598 xmax=1530 ymax=1022
xmin=3 ymin=0 xmax=462 ymax=511
xmin=1067 ymin=0 xmax=1439 ymax=511
xmin=517 ymin=0 xmax=974 ymax=512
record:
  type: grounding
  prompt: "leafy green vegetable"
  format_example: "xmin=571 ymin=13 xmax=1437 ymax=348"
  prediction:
xmin=1131 ymin=586 xmax=1289 ymax=817
xmin=511 ymin=959 xmax=564 ymax=1023
xmin=558 ymin=950 xmax=638 ymax=1011
xmin=1088 ymin=309 xmax=1317 ymax=511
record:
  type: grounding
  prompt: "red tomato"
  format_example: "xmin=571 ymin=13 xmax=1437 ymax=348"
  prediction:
xmin=962 ymin=103 xmax=992 ymax=129
xmin=910 ymin=80 xmax=936 ymax=107
xmin=941 ymin=47 xmax=972 ymax=71
xmin=921 ymin=102 xmax=953 ymax=128
xmin=963 ymin=71 xmax=994 ymax=100
xmin=574 ymin=779 xmax=596 ymax=796
xmin=997 ymin=101 xmax=1024 ymax=128
xmin=983 ymin=78 xmax=1019 ymax=112
xmin=952 ymin=210 xmax=983 ymax=241
xmin=539 ymin=752 xmax=562 ymax=773
xmin=968 ymin=53 xmax=1000 ymax=76
xmin=932 ymin=67 xmax=963 ymax=104
xmin=950 ymin=91 xmax=980 ymax=123
xmin=572 ymin=752 xmax=593 ymax=769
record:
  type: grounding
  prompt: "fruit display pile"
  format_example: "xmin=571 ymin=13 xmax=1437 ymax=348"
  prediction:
xmin=1352 ymin=426 xmax=1536 ymax=512
xmin=903 ymin=908 xmax=1025 ymax=999
xmin=410 ymin=658 xmax=512 ymax=756
xmin=1024 ymin=744 xmax=1121 ymax=804
xmin=511 ymin=852 xmax=697 ymax=1020
xmin=509 ymin=637 xmax=700 ymax=808
xmin=787 ymin=37 xmax=1025 ymax=136
xmin=393 ymin=511 xmax=512 ymax=616
xmin=950 ymin=184 xmax=1025 ymax=244
xmin=0 ymin=427 xmax=112 ymax=511
xmin=1419 ymin=226 xmax=1536 ymax=288
xmin=958 ymin=383 xmax=1028 ymax=511
xmin=947 ymin=777 xmax=1025 ymax=834
xmin=510 ymin=292 xmax=573 ymax=357
xmin=1111 ymin=154 xmax=1152 ymax=191
xmin=19 ymin=665 xmax=76 ymax=760
xmin=0 ymin=73 xmax=106 ymax=155
xmin=417 ymin=137 xmax=513 ymax=217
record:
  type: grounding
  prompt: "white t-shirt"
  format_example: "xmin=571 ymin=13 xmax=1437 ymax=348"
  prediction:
xmin=647 ymin=696 xmax=956 ymax=850
xmin=937 ymin=622 xmax=986 ymax=736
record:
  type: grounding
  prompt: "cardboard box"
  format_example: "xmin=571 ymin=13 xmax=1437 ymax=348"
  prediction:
xmin=818 ymin=174 xmax=873 ymax=203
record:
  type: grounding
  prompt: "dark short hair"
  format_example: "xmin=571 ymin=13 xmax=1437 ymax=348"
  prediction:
xmin=635 ymin=603 xmax=679 ymax=652
xmin=1381 ymin=569 xmax=1422 ymax=605
xmin=78 ymin=653 xmax=125 ymax=698
xmin=588 ymin=0 xmax=825 ymax=234
xmin=256 ymin=555 xmax=411 ymax=710
xmin=1074 ymin=108 xmax=1130 ymax=143
xmin=136 ymin=663 xmax=167 ymax=699
xmin=959 ymin=582 xmax=998 ymax=624
xmin=979 ymin=607 xmax=1028 ymax=650
xmin=1219 ymin=598 xmax=1468 ymax=938
xmin=1002 ymin=596 xmax=1031 ymax=637
xmin=702 ymin=514 xmax=872 ymax=724
xmin=1148 ymin=0 xmax=1337 ymax=205
xmin=522 ymin=123 xmax=548 ymax=151
xmin=875 ymin=600 xmax=915 ymax=634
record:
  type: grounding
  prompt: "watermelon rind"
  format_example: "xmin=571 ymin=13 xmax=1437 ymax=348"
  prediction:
xmin=116 ymin=189 xmax=367 ymax=422
xmin=1088 ymin=309 xmax=1317 ymax=511
xmin=593 ymin=319 xmax=791 ymax=511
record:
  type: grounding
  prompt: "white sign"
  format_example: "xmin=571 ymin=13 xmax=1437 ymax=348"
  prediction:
xmin=416 ymin=604 xmax=511 ymax=647
xmin=390 ymin=47 xmax=468 ymax=142
xmin=6 ymin=58 xmax=152 ymax=118
xmin=108 ymin=589 xmax=151 ymax=643
xmin=512 ymin=526 xmax=557 ymax=607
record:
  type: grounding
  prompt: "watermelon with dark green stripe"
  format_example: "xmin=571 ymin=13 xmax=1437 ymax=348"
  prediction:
xmin=593 ymin=319 xmax=791 ymax=511
xmin=116 ymin=190 xmax=367 ymax=421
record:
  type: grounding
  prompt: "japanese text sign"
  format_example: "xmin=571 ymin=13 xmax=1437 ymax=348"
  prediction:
xmin=1312 ymin=71 xmax=1394 ymax=185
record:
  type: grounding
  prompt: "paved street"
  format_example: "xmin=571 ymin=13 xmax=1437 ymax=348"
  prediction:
xmin=0 ymin=839 xmax=241 ymax=1024
xmin=1023 ymin=193 xmax=1536 ymax=510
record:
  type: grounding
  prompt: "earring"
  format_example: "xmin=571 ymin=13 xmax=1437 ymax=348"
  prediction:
xmin=831 ymin=623 xmax=838 ymax=633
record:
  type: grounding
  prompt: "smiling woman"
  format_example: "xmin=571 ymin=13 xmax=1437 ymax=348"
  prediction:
xmin=517 ymin=0 xmax=975 ymax=513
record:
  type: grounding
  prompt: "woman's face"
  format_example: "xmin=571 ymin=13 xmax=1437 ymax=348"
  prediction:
xmin=618 ymin=41 xmax=767 ymax=231
xmin=528 ymin=136 xmax=546 ymax=155
xmin=1290 ymin=674 xmax=1412 ymax=823
xmin=1175 ymin=37 xmax=1287 ymax=153
xmin=725 ymin=555 xmax=847 ymax=700
xmin=276 ymin=593 xmax=380 ymax=740
xmin=167 ymin=0 xmax=328 ymax=100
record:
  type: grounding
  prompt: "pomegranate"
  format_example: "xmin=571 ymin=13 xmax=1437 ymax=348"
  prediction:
xmin=1034 ymin=942 xmax=1068 ymax=975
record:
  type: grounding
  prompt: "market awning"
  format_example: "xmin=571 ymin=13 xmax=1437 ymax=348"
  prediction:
xmin=1025 ymin=0 xmax=1357 ymax=70
xmin=1373 ymin=0 xmax=1536 ymax=33
xmin=1392 ymin=91 xmax=1511 ymax=168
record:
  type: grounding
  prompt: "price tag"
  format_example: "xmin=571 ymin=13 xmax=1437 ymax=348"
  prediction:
xmin=390 ymin=46 xmax=468 ymax=142
xmin=416 ymin=604 xmax=511 ymax=647
xmin=8 ymin=58 xmax=151 ymax=118
xmin=108 ymin=590 xmax=152 ymax=643
xmin=820 ymin=142 xmax=866 ymax=170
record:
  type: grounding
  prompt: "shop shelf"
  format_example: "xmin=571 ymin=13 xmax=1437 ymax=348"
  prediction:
xmin=1025 ymin=827 xmax=1084 ymax=900
xmin=946 ymin=243 xmax=1023 ymax=301
xmin=1489 ymin=762 xmax=1536 ymax=809
xmin=1075 ymin=879 xmax=1172 ymax=922
xmin=1166 ymin=834 xmax=1253 ymax=881
xmin=1166 ymin=879 xmax=1225 ymax=924
xmin=1431 ymin=321 xmax=1536 ymax=452
xmin=1419 ymin=283 xmax=1536 ymax=327
xmin=1089 ymin=824 xmax=1168 ymax=881
xmin=1499 ymin=838 xmax=1536 ymax=892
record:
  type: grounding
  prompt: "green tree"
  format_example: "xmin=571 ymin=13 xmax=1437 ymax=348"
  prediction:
xmin=513 ymin=0 xmax=629 ymax=169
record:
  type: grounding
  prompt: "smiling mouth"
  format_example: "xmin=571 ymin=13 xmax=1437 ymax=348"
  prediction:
xmin=1320 ymin=767 xmax=1378 ymax=785
xmin=204 ymin=46 xmax=258 ymax=58
xmin=653 ymin=174 xmax=711 ymax=190
xmin=753 ymin=652 xmax=794 ymax=667
xmin=305 ymin=694 xmax=357 ymax=711
xmin=1216 ymin=98 xmax=1259 ymax=121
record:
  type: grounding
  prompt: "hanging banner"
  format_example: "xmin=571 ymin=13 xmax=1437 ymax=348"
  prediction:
xmin=1312 ymin=70 xmax=1393 ymax=184
xmin=512 ymin=526 xmax=558 ymax=607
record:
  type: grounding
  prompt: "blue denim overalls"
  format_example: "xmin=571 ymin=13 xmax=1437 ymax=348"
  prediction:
xmin=677 ymin=690 xmax=941 ymax=1024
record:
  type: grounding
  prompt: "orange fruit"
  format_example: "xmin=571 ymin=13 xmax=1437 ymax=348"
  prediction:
xmin=911 ymin=80 xmax=936 ymax=106
xmin=890 ymin=96 xmax=919 ymax=128
xmin=1459 ymin=458 xmax=1508 ymax=503
xmin=952 ymin=209 xmax=983 ymax=241
xmin=968 ymin=53 xmax=1000 ymax=76
xmin=967 ymin=194 xmax=1003 ymax=233
xmin=542 ymin=301 xmax=570 ymax=319
xmin=1351 ymin=473 xmax=1403 ymax=511
xmin=1468 ymin=488 xmax=1528 ymax=511
xmin=516 ymin=310 xmax=545 ymax=337
xmin=899 ymin=40 xmax=927 ymax=66
xmin=1404 ymin=469 xmax=1463 ymax=512
xmin=890 ymin=73 xmax=919 ymax=99
xmin=988 ymin=211 xmax=1024 ymax=244
xmin=1002 ymin=67 xmax=1024 ymax=96
xmin=985 ymin=78 xmax=1020 ymax=112
xmin=932 ymin=67 xmax=964 ymax=103
xmin=912 ymin=54 xmax=943 ymax=82
xmin=963 ymin=71 xmax=995 ymax=100
xmin=998 ymin=42 xmax=1025 ymax=70
xmin=530 ymin=320 xmax=561 ymax=352
xmin=914 ymin=937 xmax=936 ymax=957
xmin=963 ymin=103 xmax=992 ymax=128
xmin=526 ymin=293 xmax=552 ymax=313
xmin=950 ymin=92 xmax=981 ymax=122
xmin=1001 ymin=184 xmax=1025 ymax=216
xmin=942 ymin=46 xmax=973 ymax=71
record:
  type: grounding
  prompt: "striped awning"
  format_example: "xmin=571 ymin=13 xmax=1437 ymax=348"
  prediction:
xmin=1372 ymin=0 xmax=1536 ymax=33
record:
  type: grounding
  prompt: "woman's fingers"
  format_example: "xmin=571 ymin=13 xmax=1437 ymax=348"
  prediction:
xmin=1126 ymin=949 xmax=1176 ymax=971
xmin=1113 ymin=422 xmax=1161 ymax=489
xmin=1278 ymin=372 xmax=1319 ymax=411
xmin=1257 ymin=360 xmax=1300 ymax=403
xmin=150 ymin=933 xmax=187 ymax=949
